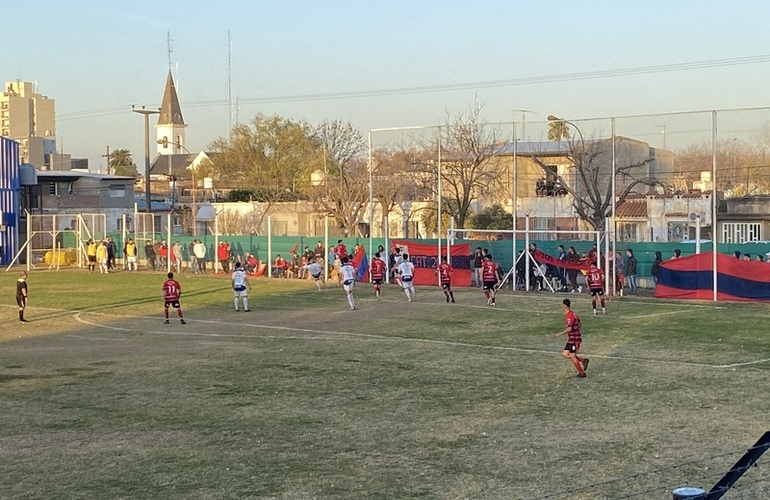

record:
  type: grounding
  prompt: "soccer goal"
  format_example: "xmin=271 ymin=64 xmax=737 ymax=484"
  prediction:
xmin=446 ymin=215 xmax=614 ymax=293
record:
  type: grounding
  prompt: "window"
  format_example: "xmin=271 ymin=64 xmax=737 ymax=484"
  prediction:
xmin=618 ymin=223 xmax=638 ymax=242
xmin=722 ymin=222 xmax=761 ymax=243
xmin=109 ymin=184 xmax=126 ymax=198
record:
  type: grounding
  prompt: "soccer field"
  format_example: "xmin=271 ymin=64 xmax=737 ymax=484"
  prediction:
xmin=1 ymin=269 xmax=769 ymax=499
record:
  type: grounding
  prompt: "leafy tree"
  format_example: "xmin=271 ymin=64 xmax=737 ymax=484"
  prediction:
xmin=201 ymin=114 xmax=321 ymax=234
xmin=547 ymin=120 xmax=570 ymax=141
xmin=469 ymin=204 xmax=513 ymax=230
xmin=109 ymin=149 xmax=138 ymax=177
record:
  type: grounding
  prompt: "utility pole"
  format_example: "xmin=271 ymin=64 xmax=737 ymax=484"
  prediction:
xmin=103 ymin=146 xmax=110 ymax=175
xmin=133 ymin=106 xmax=160 ymax=212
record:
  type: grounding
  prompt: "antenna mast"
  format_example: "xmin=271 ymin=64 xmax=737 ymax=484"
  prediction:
xmin=228 ymin=30 xmax=234 ymax=130
xmin=167 ymin=30 xmax=174 ymax=72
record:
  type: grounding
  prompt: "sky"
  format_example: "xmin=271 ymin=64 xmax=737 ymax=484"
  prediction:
xmin=5 ymin=0 xmax=770 ymax=171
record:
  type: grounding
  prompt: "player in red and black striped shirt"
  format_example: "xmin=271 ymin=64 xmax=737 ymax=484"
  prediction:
xmin=435 ymin=256 xmax=455 ymax=303
xmin=481 ymin=254 xmax=499 ymax=306
xmin=554 ymin=298 xmax=588 ymax=377
xmin=370 ymin=252 xmax=386 ymax=299
xmin=587 ymin=261 xmax=607 ymax=315
xmin=162 ymin=272 xmax=186 ymax=325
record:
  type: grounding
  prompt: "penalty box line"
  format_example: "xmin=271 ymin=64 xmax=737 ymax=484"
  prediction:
xmin=71 ymin=311 xmax=756 ymax=370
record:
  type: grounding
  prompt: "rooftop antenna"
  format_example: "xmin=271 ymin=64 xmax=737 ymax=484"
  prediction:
xmin=228 ymin=30 xmax=232 ymax=130
xmin=166 ymin=30 xmax=176 ymax=73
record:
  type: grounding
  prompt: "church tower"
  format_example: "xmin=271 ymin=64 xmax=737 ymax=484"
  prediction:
xmin=155 ymin=71 xmax=187 ymax=155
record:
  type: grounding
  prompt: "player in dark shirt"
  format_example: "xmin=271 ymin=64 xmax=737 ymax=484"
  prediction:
xmin=554 ymin=298 xmax=588 ymax=377
xmin=162 ymin=272 xmax=186 ymax=324
xmin=16 ymin=271 xmax=28 ymax=323
xmin=370 ymin=252 xmax=386 ymax=299
xmin=435 ymin=256 xmax=455 ymax=303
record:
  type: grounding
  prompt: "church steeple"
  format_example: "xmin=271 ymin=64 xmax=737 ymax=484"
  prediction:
xmin=156 ymin=70 xmax=187 ymax=155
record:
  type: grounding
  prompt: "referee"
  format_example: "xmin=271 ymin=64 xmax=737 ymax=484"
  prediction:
xmin=16 ymin=271 xmax=28 ymax=323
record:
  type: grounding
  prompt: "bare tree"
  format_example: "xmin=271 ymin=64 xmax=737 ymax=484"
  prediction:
xmin=411 ymin=101 xmax=506 ymax=229
xmin=530 ymin=138 xmax=658 ymax=231
xmin=308 ymin=120 xmax=370 ymax=235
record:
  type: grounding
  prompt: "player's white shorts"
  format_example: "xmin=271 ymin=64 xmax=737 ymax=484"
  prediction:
xmin=233 ymin=286 xmax=248 ymax=297
xmin=401 ymin=276 xmax=414 ymax=289
xmin=127 ymin=256 xmax=137 ymax=264
xmin=342 ymin=279 xmax=355 ymax=293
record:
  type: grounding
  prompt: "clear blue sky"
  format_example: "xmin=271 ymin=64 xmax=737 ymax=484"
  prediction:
xmin=5 ymin=0 xmax=770 ymax=170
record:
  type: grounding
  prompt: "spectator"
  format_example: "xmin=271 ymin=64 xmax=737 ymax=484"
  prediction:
xmin=218 ymin=241 xmax=231 ymax=273
xmin=158 ymin=242 xmax=169 ymax=270
xmin=172 ymin=241 xmax=184 ymax=273
xmin=244 ymin=253 xmax=258 ymax=274
xmin=303 ymin=246 xmax=315 ymax=264
xmin=671 ymin=248 xmax=681 ymax=259
xmin=189 ymin=240 xmax=197 ymax=273
xmin=557 ymin=244 xmax=568 ymax=288
xmin=193 ymin=240 xmax=207 ymax=273
xmin=742 ymin=253 xmax=751 ymax=261
xmin=144 ymin=240 xmax=156 ymax=271
xmin=106 ymin=236 xmax=117 ymax=270
xmin=625 ymin=248 xmax=638 ymax=295
xmin=472 ymin=247 xmax=484 ymax=288
xmin=567 ymin=246 xmax=580 ymax=292
xmin=614 ymin=251 xmax=625 ymax=296
xmin=288 ymin=252 xmax=301 ymax=279
xmin=273 ymin=254 xmax=288 ymax=277
xmin=650 ymin=250 xmax=663 ymax=286
xmin=314 ymin=241 xmax=325 ymax=261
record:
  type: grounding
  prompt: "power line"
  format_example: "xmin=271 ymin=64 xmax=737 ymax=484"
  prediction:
xmin=56 ymin=53 xmax=770 ymax=121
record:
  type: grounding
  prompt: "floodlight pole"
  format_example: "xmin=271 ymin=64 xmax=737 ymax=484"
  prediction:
xmin=133 ymin=106 xmax=160 ymax=213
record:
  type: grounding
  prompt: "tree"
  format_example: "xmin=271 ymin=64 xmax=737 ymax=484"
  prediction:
xmin=530 ymin=138 xmax=658 ymax=231
xmin=469 ymin=204 xmax=513 ymax=230
xmin=200 ymin=114 xmax=321 ymax=234
xmin=547 ymin=120 xmax=570 ymax=141
xmin=410 ymin=101 xmax=506 ymax=229
xmin=369 ymin=148 xmax=423 ymax=236
xmin=307 ymin=120 xmax=370 ymax=235
xmin=109 ymin=149 xmax=138 ymax=177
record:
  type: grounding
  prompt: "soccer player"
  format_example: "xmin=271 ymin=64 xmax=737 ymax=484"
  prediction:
xmin=124 ymin=238 xmax=138 ymax=271
xmin=162 ymin=272 xmax=186 ymax=324
xmin=339 ymin=256 xmax=357 ymax=310
xmin=96 ymin=240 xmax=109 ymax=274
xmin=370 ymin=252 xmax=386 ymax=299
xmin=232 ymin=262 xmax=252 ymax=312
xmin=397 ymin=253 xmax=416 ymax=302
xmin=16 ymin=271 xmax=28 ymax=323
xmin=554 ymin=298 xmax=588 ymax=377
xmin=334 ymin=239 xmax=348 ymax=260
xmin=304 ymin=258 xmax=324 ymax=290
xmin=481 ymin=254 xmax=499 ymax=306
xmin=86 ymin=238 xmax=97 ymax=272
xmin=587 ymin=261 xmax=607 ymax=315
xmin=435 ymin=256 xmax=455 ymax=303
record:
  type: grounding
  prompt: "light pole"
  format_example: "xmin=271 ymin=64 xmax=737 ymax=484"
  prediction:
xmin=133 ymin=106 xmax=160 ymax=212
xmin=157 ymin=139 xmax=197 ymax=235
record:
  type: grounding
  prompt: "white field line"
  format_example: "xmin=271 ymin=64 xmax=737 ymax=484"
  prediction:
xmin=70 ymin=311 xmax=756 ymax=369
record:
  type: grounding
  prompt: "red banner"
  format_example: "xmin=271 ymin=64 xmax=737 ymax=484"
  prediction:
xmin=392 ymin=240 xmax=472 ymax=286
xmin=533 ymin=249 xmax=592 ymax=271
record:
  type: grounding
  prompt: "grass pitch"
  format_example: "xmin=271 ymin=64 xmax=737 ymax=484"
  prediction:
xmin=1 ymin=268 xmax=769 ymax=499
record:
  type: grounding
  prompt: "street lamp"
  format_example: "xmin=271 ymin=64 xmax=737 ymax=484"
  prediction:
xmin=157 ymin=139 xmax=197 ymax=236
xmin=133 ymin=106 xmax=160 ymax=212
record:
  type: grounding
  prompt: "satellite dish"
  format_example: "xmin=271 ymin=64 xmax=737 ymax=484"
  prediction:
xmin=689 ymin=212 xmax=697 ymax=221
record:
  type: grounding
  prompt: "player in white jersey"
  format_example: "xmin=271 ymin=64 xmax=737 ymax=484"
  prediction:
xmin=231 ymin=262 xmax=252 ymax=311
xmin=339 ymin=256 xmax=357 ymax=310
xmin=397 ymin=254 xmax=416 ymax=302
xmin=304 ymin=259 xmax=324 ymax=290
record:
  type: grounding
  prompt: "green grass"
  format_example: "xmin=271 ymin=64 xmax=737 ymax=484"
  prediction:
xmin=1 ymin=268 xmax=769 ymax=499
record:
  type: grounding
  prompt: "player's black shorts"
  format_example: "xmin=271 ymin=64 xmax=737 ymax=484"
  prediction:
xmin=441 ymin=282 xmax=451 ymax=290
xmin=564 ymin=342 xmax=581 ymax=353
xmin=16 ymin=295 xmax=26 ymax=307
xmin=590 ymin=287 xmax=604 ymax=296
xmin=372 ymin=278 xmax=383 ymax=285
xmin=164 ymin=300 xmax=180 ymax=309
xmin=483 ymin=280 xmax=497 ymax=290
xmin=87 ymin=255 xmax=96 ymax=263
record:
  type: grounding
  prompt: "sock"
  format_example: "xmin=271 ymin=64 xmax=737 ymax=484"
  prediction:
xmin=572 ymin=359 xmax=585 ymax=374
xmin=600 ymin=298 xmax=606 ymax=308
xmin=375 ymin=285 xmax=380 ymax=296
xmin=19 ymin=310 xmax=23 ymax=321
xmin=592 ymin=299 xmax=596 ymax=310
xmin=491 ymin=294 xmax=496 ymax=304
xmin=404 ymin=288 xmax=411 ymax=300
xmin=177 ymin=309 xmax=184 ymax=319
xmin=243 ymin=297 xmax=249 ymax=310
xmin=164 ymin=309 xmax=169 ymax=319
xmin=449 ymin=291 xmax=455 ymax=301
xmin=315 ymin=281 xmax=321 ymax=290
xmin=347 ymin=294 xmax=355 ymax=309
xmin=234 ymin=297 xmax=239 ymax=311
xmin=484 ymin=290 xmax=490 ymax=299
